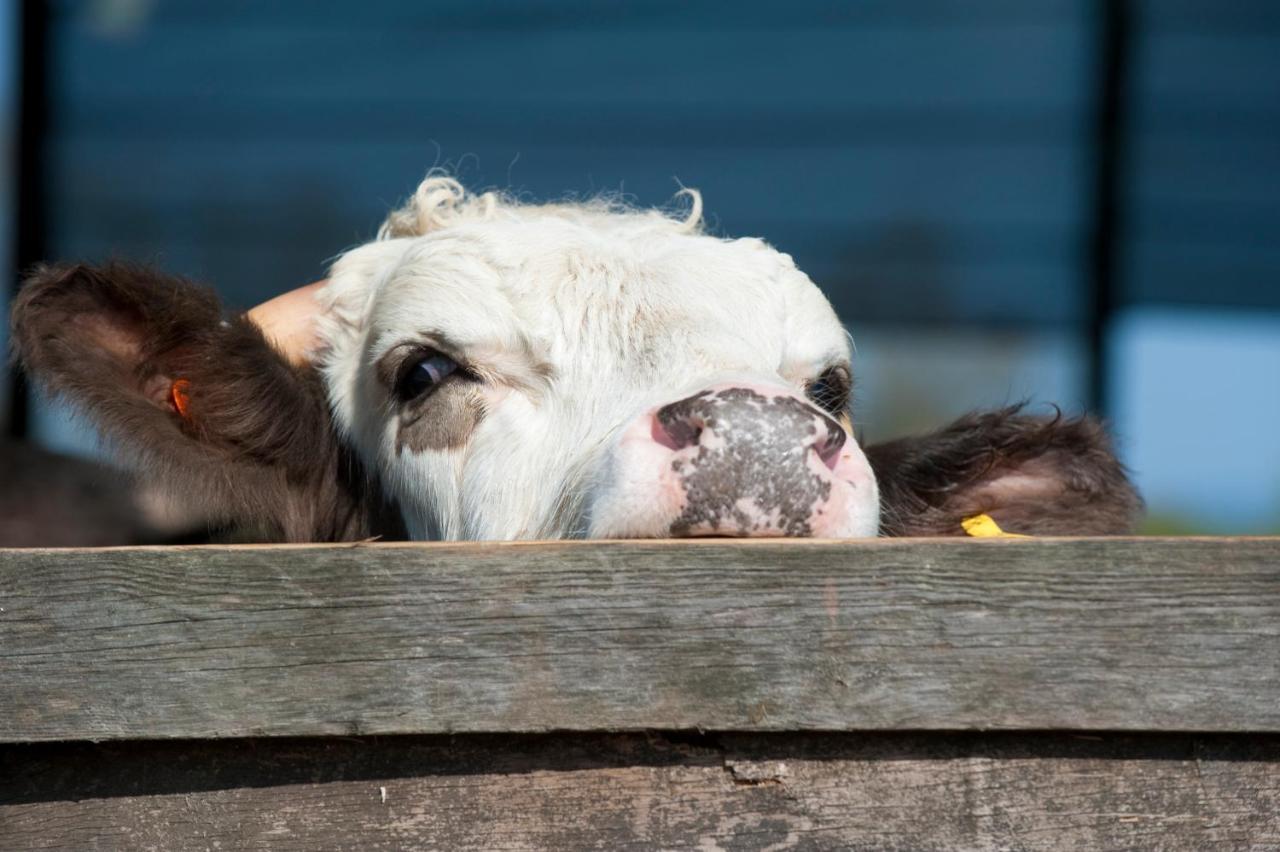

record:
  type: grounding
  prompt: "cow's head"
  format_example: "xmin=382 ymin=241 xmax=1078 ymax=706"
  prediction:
xmin=296 ymin=181 xmax=875 ymax=539
xmin=12 ymin=177 xmax=1142 ymax=541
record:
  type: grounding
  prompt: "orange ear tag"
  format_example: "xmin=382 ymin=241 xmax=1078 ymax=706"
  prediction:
xmin=169 ymin=379 xmax=193 ymax=421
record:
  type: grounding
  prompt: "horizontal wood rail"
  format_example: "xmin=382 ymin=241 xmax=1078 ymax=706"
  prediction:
xmin=3 ymin=731 xmax=1277 ymax=850
xmin=2 ymin=538 xmax=1277 ymax=742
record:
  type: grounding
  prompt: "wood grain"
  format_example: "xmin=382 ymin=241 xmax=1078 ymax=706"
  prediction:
xmin=2 ymin=732 xmax=1277 ymax=851
xmin=1 ymin=538 xmax=1278 ymax=741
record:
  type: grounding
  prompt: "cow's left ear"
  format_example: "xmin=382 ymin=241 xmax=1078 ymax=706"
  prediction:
xmin=865 ymin=406 xmax=1144 ymax=536
xmin=11 ymin=262 xmax=397 ymax=542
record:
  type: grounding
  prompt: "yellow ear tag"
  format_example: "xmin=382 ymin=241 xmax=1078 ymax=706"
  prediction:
xmin=962 ymin=514 xmax=1031 ymax=538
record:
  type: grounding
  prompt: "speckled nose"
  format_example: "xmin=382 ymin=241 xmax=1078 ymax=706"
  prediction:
xmin=654 ymin=386 xmax=846 ymax=467
xmin=652 ymin=385 xmax=849 ymax=537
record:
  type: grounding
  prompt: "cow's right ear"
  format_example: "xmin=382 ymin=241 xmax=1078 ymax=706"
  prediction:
xmin=865 ymin=405 xmax=1143 ymax=537
xmin=11 ymin=262 xmax=393 ymax=541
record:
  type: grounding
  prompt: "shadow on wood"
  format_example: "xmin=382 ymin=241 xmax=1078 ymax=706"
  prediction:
xmin=2 ymin=732 xmax=1278 ymax=849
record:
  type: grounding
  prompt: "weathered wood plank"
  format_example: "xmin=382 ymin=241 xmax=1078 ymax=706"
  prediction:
xmin=2 ymin=732 xmax=1277 ymax=850
xmin=1 ymin=539 xmax=1278 ymax=741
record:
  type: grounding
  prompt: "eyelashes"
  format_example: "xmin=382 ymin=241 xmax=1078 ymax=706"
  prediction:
xmin=806 ymin=365 xmax=852 ymax=415
xmin=396 ymin=351 xmax=464 ymax=402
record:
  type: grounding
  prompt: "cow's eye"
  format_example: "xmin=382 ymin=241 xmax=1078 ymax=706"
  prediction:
xmin=806 ymin=366 xmax=851 ymax=415
xmin=397 ymin=352 xmax=460 ymax=402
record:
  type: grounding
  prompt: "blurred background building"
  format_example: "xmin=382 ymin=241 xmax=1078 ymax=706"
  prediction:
xmin=3 ymin=0 xmax=1277 ymax=534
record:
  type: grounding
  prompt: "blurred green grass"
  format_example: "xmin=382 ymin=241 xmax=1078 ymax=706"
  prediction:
xmin=1139 ymin=513 xmax=1280 ymax=536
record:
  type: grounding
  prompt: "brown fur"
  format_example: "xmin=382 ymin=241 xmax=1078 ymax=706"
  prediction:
xmin=12 ymin=262 xmax=1141 ymax=542
xmin=866 ymin=406 xmax=1144 ymax=536
xmin=11 ymin=262 xmax=402 ymax=542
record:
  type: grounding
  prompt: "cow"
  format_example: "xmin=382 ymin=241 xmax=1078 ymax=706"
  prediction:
xmin=0 ymin=441 xmax=206 ymax=547
xmin=11 ymin=176 xmax=1142 ymax=542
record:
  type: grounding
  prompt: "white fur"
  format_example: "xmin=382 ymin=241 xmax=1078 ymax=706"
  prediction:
xmin=317 ymin=176 xmax=878 ymax=540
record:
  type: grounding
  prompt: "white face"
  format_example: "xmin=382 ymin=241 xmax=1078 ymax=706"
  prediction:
xmin=317 ymin=191 xmax=878 ymax=540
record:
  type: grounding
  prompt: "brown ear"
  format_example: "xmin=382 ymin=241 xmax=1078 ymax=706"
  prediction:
xmin=11 ymin=262 xmax=397 ymax=542
xmin=866 ymin=405 xmax=1144 ymax=536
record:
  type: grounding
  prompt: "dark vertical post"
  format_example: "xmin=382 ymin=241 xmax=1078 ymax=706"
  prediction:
xmin=1087 ymin=0 xmax=1131 ymax=416
xmin=7 ymin=1 xmax=51 ymax=439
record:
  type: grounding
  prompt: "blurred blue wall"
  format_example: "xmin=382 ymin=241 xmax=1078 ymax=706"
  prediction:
xmin=46 ymin=1 xmax=1094 ymax=324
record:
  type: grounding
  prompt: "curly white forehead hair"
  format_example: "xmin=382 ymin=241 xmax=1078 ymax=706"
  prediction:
xmin=376 ymin=174 xmax=705 ymax=240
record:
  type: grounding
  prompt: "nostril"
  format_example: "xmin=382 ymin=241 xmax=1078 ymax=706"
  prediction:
xmin=653 ymin=407 xmax=704 ymax=451
xmin=813 ymin=417 xmax=847 ymax=470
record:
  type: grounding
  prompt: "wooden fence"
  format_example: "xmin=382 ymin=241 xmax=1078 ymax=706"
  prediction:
xmin=2 ymin=538 xmax=1277 ymax=849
